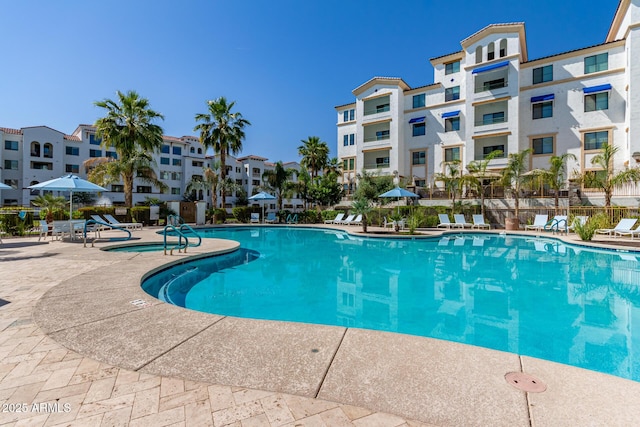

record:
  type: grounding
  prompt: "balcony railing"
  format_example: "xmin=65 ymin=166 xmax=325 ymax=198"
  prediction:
xmin=364 ymin=162 xmax=390 ymax=169
xmin=475 ymin=79 xmax=508 ymax=93
xmin=363 ymin=134 xmax=390 ymax=143
xmin=475 ymin=115 xmax=506 ymax=126
xmin=363 ymin=104 xmax=390 ymax=116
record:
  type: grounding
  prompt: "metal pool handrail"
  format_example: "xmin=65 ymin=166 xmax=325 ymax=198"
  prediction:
xmin=83 ymin=219 xmax=132 ymax=247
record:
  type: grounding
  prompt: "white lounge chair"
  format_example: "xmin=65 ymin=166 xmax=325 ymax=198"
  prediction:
xmin=454 ymin=214 xmax=472 ymax=228
xmin=103 ymin=214 xmax=143 ymax=230
xmin=437 ymin=214 xmax=461 ymax=228
xmin=383 ymin=217 xmax=394 ymax=229
xmin=324 ymin=213 xmax=344 ymax=224
xmin=568 ymin=216 xmax=588 ymax=232
xmin=337 ymin=214 xmax=355 ymax=225
xmin=250 ymin=213 xmax=260 ymax=223
xmin=345 ymin=214 xmax=362 ymax=226
xmin=472 ymin=214 xmax=490 ymax=229
xmin=596 ymin=218 xmax=638 ymax=236
xmin=525 ymin=215 xmax=548 ymax=231
xmin=544 ymin=215 xmax=568 ymax=233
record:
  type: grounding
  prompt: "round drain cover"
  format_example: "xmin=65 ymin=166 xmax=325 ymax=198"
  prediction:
xmin=505 ymin=372 xmax=547 ymax=393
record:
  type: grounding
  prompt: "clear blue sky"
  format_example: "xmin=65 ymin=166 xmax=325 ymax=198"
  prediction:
xmin=0 ymin=0 xmax=618 ymax=163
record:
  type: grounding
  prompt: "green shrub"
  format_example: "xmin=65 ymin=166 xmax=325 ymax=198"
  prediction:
xmin=321 ymin=210 xmax=343 ymax=222
xmin=407 ymin=213 xmax=423 ymax=234
xmin=213 ymin=208 xmax=227 ymax=224
xmin=130 ymin=206 xmax=150 ymax=224
xmin=573 ymin=213 xmax=610 ymax=241
xmin=232 ymin=207 xmax=255 ymax=223
xmin=300 ymin=210 xmax=322 ymax=224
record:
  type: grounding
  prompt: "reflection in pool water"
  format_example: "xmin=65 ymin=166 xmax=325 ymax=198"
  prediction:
xmin=141 ymin=227 xmax=640 ymax=382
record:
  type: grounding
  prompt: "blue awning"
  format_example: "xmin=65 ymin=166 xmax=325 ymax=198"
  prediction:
xmin=442 ymin=110 xmax=460 ymax=118
xmin=583 ymin=84 xmax=612 ymax=94
xmin=531 ymin=94 xmax=555 ymax=103
xmin=472 ymin=61 xmax=509 ymax=74
xmin=409 ymin=116 xmax=425 ymax=124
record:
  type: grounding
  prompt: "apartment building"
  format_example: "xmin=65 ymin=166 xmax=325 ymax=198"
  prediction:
xmin=0 ymin=124 xmax=302 ymax=212
xmin=336 ymin=0 xmax=640 ymax=201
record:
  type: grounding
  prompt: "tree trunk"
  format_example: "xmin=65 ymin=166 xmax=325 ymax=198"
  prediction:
xmin=220 ymin=150 xmax=227 ymax=209
xmin=124 ymin=172 xmax=134 ymax=207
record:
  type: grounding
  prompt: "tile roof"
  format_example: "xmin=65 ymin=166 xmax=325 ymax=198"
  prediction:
xmin=0 ymin=127 xmax=22 ymax=135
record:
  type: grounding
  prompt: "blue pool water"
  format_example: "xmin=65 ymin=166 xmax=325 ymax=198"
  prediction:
xmin=141 ymin=227 xmax=640 ymax=382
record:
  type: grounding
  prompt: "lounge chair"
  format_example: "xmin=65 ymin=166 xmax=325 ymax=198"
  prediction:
xmin=613 ymin=223 xmax=640 ymax=240
xmin=350 ymin=214 xmax=363 ymax=226
xmin=472 ymin=214 xmax=490 ymax=229
xmin=103 ymin=214 xmax=143 ymax=230
xmin=543 ymin=215 xmax=568 ymax=233
xmin=265 ymin=212 xmax=277 ymax=223
xmin=437 ymin=214 xmax=460 ymax=228
xmin=324 ymin=213 xmax=344 ymax=224
xmin=90 ymin=215 xmax=112 ymax=230
xmin=525 ymin=215 xmax=548 ymax=231
xmin=38 ymin=220 xmax=50 ymax=241
xmin=453 ymin=214 xmax=472 ymax=228
xmin=383 ymin=217 xmax=394 ymax=229
xmin=250 ymin=213 xmax=260 ymax=223
xmin=568 ymin=216 xmax=588 ymax=232
xmin=337 ymin=214 xmax=355 ymax=225
xmin=596 ymin=218 xmax=638 ymax=236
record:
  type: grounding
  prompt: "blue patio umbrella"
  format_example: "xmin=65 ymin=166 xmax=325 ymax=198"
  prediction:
xmin=28 ymin=174 xmax=107 ymax=219
xmin=379 ymin=186 xmax=419 ymax=215
xmin=248 ymin=191 xmax=276 ymax=222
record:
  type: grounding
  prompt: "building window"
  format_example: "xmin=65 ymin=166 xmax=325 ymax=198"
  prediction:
xmin=444 ymin=147 xmax=460 ymax=162
xmin=375 ymin=130 xmax=390 ymax=141
xmin=136 ymin=186 xmax=152 ymax=193
xmin=445 ymin=86 xmax=460 ymax=102
xmin=172 ymin=146 xmax=182 ymax=155
xmin=171 ymin=172 xmax=182 ymax=180
xmin=89 ymin=134 xmax=101 ymax=145
xmin=413 ymin=94 xmax=425 ymax=108
xmin=31 ymin=141 xmax=40 ymax=156
xmin=483 ymin=78 xmax=505 ymax=91
xmin=584 ymin=131 xmax=608 ymax=150
xmin=4 ymin=160 xmax=18 ymax=170
xmin=190 ymin=147 xmax=195 ymax=153
xmin=533 ymin=65 xmax=553 ymax=84
xmin=89 ymin=149 xmax=102 ymax=157
xmin=350 ymin=109 xmax=355 ymax=120
xmin=482 ymin=112 xmax=505 ymax=125
xmin=532 ymin=137 xmax=554 ymax=155
xmin=112 ymin=185 xmax=124 ymax=192
xmin=43 ymin=143 xmax=53 ymax=158
xmin=584 ymin=53 xmax=608 ymax=74
xmin=482 ymin=145 xmax=505 ymax=158
xmin=349 ymin=134 xmax=355 ymax=145
xmin=160 ymin=157 xmax=170 ymax=165
xmin=65 ymin=146 xmax=79 ymax=156
xmin=198 ymin=148 xmax=203 ymax=154
xmin=532 ymin=101 xmax=553 ymax=119
xmin=106 ymin=151 xmax=118 ymax=159
xmin=160 ymin=171 xmax=170 ymax=180
xmin=172 ymin=159 xmax=182 ymax=166
xmin=412 ymin=151 xmax=426 ymax=165
xmin=171 ymin=187 xmax=181 ymax=195
xmin=475 ymin=46 xmax=483 ymax=64
xmin=487 ymin=42 xmax=495 ymax=61
xmin=349 ymin=158 xmax=355 ymax=170
xmin=445 ymin=61 xmax=460 ymax=75
xmin=4 ymin=179 xmax=17 ymax=189
xmin=375 ymin=157 xmax=390 ymax=168
xmin=252 ymin=179 xmax=260 ymax=186
xmin=31 ymin=162 xmax=53 ymax=170
xmin=445 ymin=117 xmax=460 ymax=132
xmin=343 ymin=135 xmax=349 ymax=146
xmin=499 ymin=39 xmax=507 ymax=57
xmin=412 ymin=123 xmax=426 ymax=136
xmin=4 ymin=140 xmax=18 ymax=150
xmin=65 ymin=164 xmax=79 ymax=173
xmin=161 ymin=144 xmax=170 ymax=154
xmin=193 ymin=161 xmax=204 ymax=167
xmin=343 ymin=109 xmax=355 ymax=121
xmin=585 ymin=92 xmax=609 ymax=112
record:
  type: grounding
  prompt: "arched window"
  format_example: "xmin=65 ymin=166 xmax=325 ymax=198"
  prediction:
xmin=190 ymin=147 xmax=195 ymax=153
xmin=487 ymin=42 xmax=495 ymax=61
xmin=499 ymin=39 xmax=507 ymax=57
xmin=198 ymin=190 xmax=204 ymax=200
xmin=31 ymin=141 xmax=41 ymax=157
xmin=44 ymin=143 xmax=53 ymax=158
xmin=475 ymin=46 xmax=483 ymax=64
xmin=198 ymin=148 xmax=203 ymax=154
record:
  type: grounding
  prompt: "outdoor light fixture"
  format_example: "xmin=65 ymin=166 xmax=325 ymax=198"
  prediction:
xmin=632 ymin=152 xmax=640 ymax=162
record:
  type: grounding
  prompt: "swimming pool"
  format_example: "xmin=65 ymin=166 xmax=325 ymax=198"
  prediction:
xmin=142 ymin=227 xmax=640 ymax=382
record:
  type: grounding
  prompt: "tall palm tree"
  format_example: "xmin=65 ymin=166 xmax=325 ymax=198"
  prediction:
xmin=186 ymin=162 xmax=222 ymax=209
xmin=434 ymin=160 xmax=463 ymax=213
xmin=298 ymin=136 xmax=329 ymax=179
xmin=93 ymin=90 xmax=164 ymax=206
xmin=582 ymin=142 xmax=640 ymax=210
xmin=84 ymin=151 xmax=167 ymax=208
xmin=324 ymin=157 xmax=342 ymax=178
xmin=502 ymin=148 xmax=532 ymax=220
xmin=261 ymin=161 xmax=297 ymax=211
xmin=194 ymin=97 xmax=251 ymax=208
xmin=293 ymin=166 xmax=312 ymax=210
xmin=465 ymin=150 xmax=503 ymax=217
xmin=544 ymin=153 xmax=577 ymax=214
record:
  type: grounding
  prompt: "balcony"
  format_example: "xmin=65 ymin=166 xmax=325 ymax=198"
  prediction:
xmin=364 ymin=132 xmax=390 ymax=143
xmin=474 ymin=100 xmax=508 ymax=128
xmin=474 ymin=66 xmax=509 ymax=94
xmin=364 ymin=161 xmax=390 ymax=169
xmin=475 ymin=113 xmax=506 ymax=126
xmin=363 ymin=95 xmax=391 ymax=117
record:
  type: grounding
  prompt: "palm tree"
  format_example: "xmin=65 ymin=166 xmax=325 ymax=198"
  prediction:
xmin=544 ymin=153 xmax=577 ymax=214
xmin=298 ymin=136 xmax=329 ymax=179
xmin=293 ymin=166 xmax=312 ymax=210
xmin=93 ymin=90 xmax=165 ymax=207
xmin=84 ymin=151 xmax=167 ymax=208
xmin=261 ymin=161 xmax=297 ymax=211
xmin=32 ymin=194 xmax=67 ymax=222
xmin=324 ymin=157 xmax=342 ymax=178
xmin=582 ymin=142 xmax=640 ymax=211
xmin=434 ymin=160 xmax=464 ymax=213
xmin=351 ymin=197 xmax=372 ymax=233
xmin=465 ymin=150 xmax=503 ymax=217
xmin=186 ymin=161 xmax=222 ymax=210
xmin=194 ymin=97 xmax=251 ymax=208
xmin=502 ymin=148 xmax=532 ymax=224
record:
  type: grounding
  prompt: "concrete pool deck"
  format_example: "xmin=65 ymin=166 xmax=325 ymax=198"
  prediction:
xmin=1 ymin=225 xmax=640 ymax=426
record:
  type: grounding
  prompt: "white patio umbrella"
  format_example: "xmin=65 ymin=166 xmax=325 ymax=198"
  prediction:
xmin=28 ymin=174 xmax=107 ymax=219
xmin=248 ymin=191 xmax=276 ymax=223
xmin=0 ymin=183 xmax=11 ymax=189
